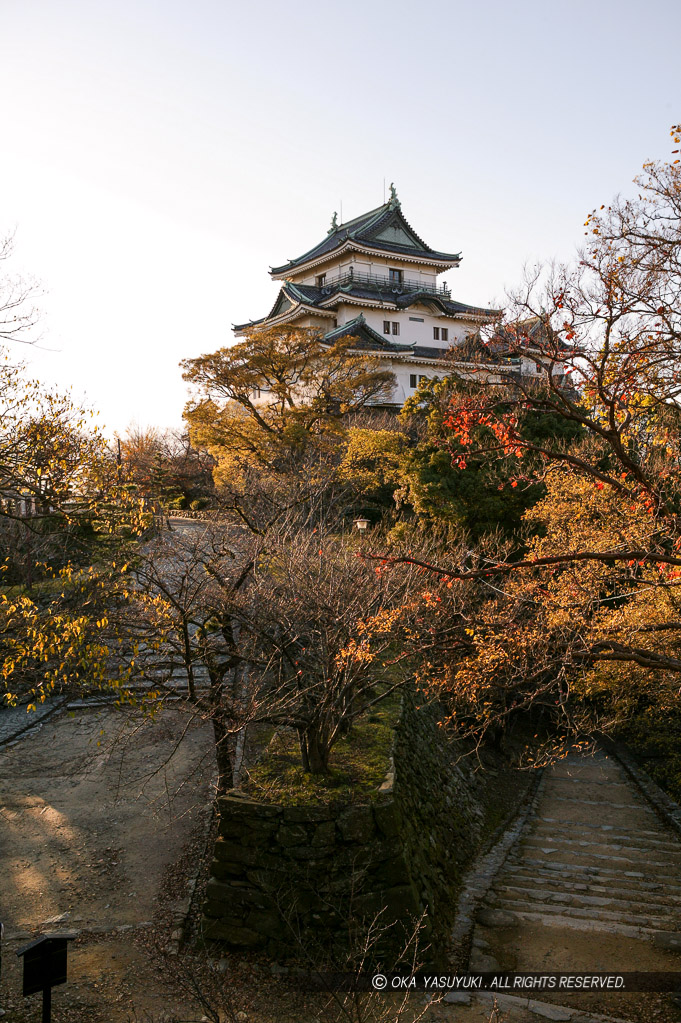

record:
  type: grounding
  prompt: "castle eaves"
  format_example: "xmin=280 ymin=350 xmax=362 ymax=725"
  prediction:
xmin=270 ymin=200 xmax=461 ymax=278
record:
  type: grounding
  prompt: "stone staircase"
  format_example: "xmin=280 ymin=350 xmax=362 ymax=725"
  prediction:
xmin=478 ymin=750 xmax=681 ymax=943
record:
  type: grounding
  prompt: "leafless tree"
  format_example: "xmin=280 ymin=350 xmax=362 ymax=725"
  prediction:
xmin=0 ymin=231 xmax=41 ymax=346
xmin=112 ymin=507 xmax=421 ymax=791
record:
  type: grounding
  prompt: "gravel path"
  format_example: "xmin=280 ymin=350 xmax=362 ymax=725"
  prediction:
xmin=0 ymin=704 xmax=213 ymax=1021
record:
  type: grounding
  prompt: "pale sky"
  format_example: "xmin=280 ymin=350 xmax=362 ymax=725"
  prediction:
xmin=1 ymin=0 xmax=679 ymax=435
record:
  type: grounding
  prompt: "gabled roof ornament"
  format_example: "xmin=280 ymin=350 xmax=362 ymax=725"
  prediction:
xmin=328 ymin=211 xmax=338 ymax=234
xmin=389 ymin=182 xmax=400 ymax=208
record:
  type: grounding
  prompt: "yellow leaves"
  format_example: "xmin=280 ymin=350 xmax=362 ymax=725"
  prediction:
xmin=357 ymin=605 xmax=406 ymax=636
xmin=338 ymin=428 xmax=407 ymax=495
xmin=336 ymin=638 xmax=375 ymax=667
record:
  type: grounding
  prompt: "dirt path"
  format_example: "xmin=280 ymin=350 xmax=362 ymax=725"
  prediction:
xmin=0 ymin=704 xmax=214 ymax=1020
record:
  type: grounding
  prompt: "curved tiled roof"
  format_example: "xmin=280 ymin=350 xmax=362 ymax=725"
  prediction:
xmin=233 ymin=277 xmax=499 ymax=333
xmin=233 ymin=278 xmax=499 ymax=333
xmin=232 ymin=282 xmax=324 ymax=331
xmin=322 ymin=314 xmax=416 ymax=353
xmin=270 ymin=200 xmax=461 ymax=276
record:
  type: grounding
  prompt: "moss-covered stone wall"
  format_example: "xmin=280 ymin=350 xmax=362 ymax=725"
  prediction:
xmin=202 ymin=689 xmax=485 ymax=963
xmin=390 ymin=688 xmax=485 ymax=950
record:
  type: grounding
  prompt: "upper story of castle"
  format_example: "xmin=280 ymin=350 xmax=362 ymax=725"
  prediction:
xmin=233 ymin=187 xmax=499 ymax=350
xmin=270 ymin=184 xmax=461 ymax=288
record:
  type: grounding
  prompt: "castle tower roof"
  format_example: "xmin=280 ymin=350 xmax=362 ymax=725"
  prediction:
xmin=270 ymin=195 xmax=461 ymax=279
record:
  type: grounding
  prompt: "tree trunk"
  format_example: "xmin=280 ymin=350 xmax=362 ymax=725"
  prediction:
xmin=298 ymin=729 xmax=310 ymax=773
xmin=181 ymin=621 xmax=196 ymax=701
xmin=24 ymin=519 xmax=33 ymax=590
xmin=305 ymin=728 xmax=330 ymax=774
xmin=232 ymin=725 xmax=247 ymax=789
xmin=212 ymin=715 xmax=234 ymax=796
xmin=226 ymin=661 xmax=249 ymax=789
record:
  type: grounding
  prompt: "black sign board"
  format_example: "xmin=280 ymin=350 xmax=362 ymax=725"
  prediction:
xmin=16 ymin=932 xmax=76 ymax=1020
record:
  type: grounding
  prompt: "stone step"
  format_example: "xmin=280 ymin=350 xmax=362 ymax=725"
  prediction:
xmin=483 ymin=905 xmax=664 ymax=939
xmin=468 ymin=747 xmax=681 ymax=949
xmin=493 ymin=882 xmax=681 ymax=918
xmin=502 ymin=864 xmax=681 ymax=901
xmin=491 ymin=895 xmax=678 ymax=931
xmin=526 ymin=833 xmax=681 ymax=859
xmin=535 ymin=799 xmax=658 ymax=828
xmin=520 ymin=833 xmax=681 ymax=862
xmin=551 ymin=774 xmax=626 ymax=785
xmin=536 ymin=815 xmax=680 ymax=843
xmin=554 ymin=759 xmax=628 ymax=770
xmin=550 ymin=795 xmax=657 ymax=812
xmin=530 ymin=820 xmax=681 ymax=852
xmin=505 ymin=854 xmax=680 ymax=884
xmin=558 ymin=773 xmax=616 ymax=781
xmin=550 ymin=781 xmax=635 ymax=797
xmin=513 ymin=844 xmax=681 ymax=875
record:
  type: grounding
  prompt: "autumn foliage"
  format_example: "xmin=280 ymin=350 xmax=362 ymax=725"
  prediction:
xmin=360 ymin=128 xmax=681 ymax=752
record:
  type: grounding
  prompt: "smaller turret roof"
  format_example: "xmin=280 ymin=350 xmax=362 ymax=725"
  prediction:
xmin=323 ymin=314 xmax=417 ymax=353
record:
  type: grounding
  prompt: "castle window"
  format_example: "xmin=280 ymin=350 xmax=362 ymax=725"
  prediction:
xmin=433 ymin=327 xmax=440 ymax=340
xmin=389 ymin=268 xmax=403 ymax=285
xmin=316 ymin=273 xmax=326 ymax=287
xmin=383 ymin=320 xmax=391 ymax=334
xmin=419 ymin=374 xmax=427 ymax=383
xmin=441 ymin=328 xmax=448 ymax=342
xmin=410 ymin=374 xmax=417 ymax=388
xmin=392 ymin=322 xmax=400 ymax=336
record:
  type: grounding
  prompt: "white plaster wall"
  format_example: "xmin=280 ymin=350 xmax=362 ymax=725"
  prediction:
xmin=372 ymin=359 xmax=450 ymax=405
xmin=251 ymin=355 xmax=533 ymax=412
xmin=294 ymin=252 xmax=443 ymax=289
xmin=354 ymin=308 xmax=479 ymax=348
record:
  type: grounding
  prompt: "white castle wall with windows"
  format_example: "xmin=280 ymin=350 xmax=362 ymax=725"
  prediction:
xmin=234 ymin=187 xmax=553 ymax=406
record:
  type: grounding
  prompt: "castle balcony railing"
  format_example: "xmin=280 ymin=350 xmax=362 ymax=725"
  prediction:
xmin=318 ymin=270 xmax=451 ymax=298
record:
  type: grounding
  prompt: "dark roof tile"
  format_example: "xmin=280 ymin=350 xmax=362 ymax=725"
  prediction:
xmin=323 ymin=314 xmax=415 ymax=353
xmin=270 ymin=200 xmax=461 ymax=276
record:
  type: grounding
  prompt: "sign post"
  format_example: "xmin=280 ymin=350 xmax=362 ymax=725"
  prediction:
xmin=16 ymin=932 xmax=76 ymax=1022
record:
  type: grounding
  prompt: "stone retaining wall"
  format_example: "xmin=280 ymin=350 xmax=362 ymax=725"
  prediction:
xmin=202 ymin=689 xmax=485 ymax=962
